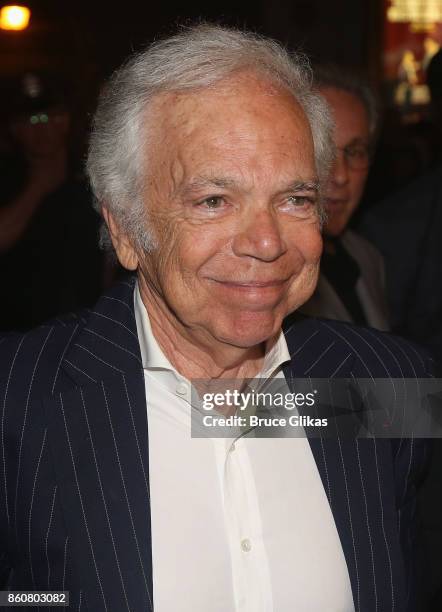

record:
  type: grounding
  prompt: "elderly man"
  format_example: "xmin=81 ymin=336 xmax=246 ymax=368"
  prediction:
xmin=300 ymin=67 xmax=389 ymax=330
xmin=0 ymin=25 xmax=432 ymax=612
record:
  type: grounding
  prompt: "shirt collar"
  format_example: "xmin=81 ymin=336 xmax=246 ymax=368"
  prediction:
xmin=134 ymin=281 xmax=291 ymax=379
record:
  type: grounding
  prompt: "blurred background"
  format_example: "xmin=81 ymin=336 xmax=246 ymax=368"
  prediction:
xmin=1 ymin=0 xmax=441 ymax=332
xmin=1 ymin=0 xmax=441 ymax=330
xmin=1 ymin=0 xmax=440 ymax=205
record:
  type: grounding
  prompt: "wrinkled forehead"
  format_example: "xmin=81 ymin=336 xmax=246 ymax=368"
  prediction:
xmin=147 ymin=72 xmax=311 ymax=143
xmin=138 ymin=78 xmax=318 ymax=202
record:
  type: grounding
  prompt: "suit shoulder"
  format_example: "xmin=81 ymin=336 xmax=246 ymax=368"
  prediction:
xmin=0 ymin=314 xmax=86 ymax=394
xmin=319 ymin=319 xmax=431 ymax=378
xmin=284 ymin=315 xmax=431 ymax=378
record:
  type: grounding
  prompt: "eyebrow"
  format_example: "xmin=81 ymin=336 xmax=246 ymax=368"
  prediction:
xmin=284 ymin=181 xmax=320 ymax=193
xmin=177 ymin=176 xmax=320 ymax=197
xmin=176 ymin=176 xmax=236 ymax=198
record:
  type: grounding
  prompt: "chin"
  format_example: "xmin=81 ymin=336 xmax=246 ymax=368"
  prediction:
xmin=324 ymin=214 xmax=351 ymax=238
xmin=324 ymin=223 xmax=342 ymax=237
xmin=217 ymin=310 xmax=282 ymax=349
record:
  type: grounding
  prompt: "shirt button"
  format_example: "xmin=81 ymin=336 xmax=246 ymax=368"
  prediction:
xmin=241 ymin=538 xmax=252 ymax=552
xmin=176 ymin=383 xmax=187 ymax=396
xmin=230 ymin=443 xmax=235 ymax=452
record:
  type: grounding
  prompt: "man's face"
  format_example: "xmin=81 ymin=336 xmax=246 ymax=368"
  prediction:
xmin=125 ymin=75 xmax=322 ymax=349
xmin=320 ymin=86 xmax=371 ymax=237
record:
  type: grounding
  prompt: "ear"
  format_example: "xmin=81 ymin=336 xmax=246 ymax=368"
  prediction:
xmin=102 ymin=206 xmax=139 ymax=271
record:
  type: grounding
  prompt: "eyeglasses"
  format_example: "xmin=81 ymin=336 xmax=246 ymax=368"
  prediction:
xmin=336 ymin=142 xmax=372 ymax=171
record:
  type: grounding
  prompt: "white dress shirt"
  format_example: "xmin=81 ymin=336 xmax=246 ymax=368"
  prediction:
xmin=134 ymin=284 xmax=354 ymax=611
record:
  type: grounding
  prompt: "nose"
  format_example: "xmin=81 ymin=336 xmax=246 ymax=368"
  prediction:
xmin=232 ymin=209 xmax=286 ymax=262
xmin=330 ymin=149 xmax=349 ymax=187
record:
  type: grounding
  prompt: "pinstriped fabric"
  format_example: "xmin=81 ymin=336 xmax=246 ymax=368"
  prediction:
xmin=0 ymin=276 xmax=432 ymax=611
xmin=58 ymin=391 xmax=108 ymax=611
xmin=343 ymin=324 xmax=430 ymax=611
xmin=14 ymin=327 xmax=54 ymax=548
xmin=2 ymin=334 xmax=26 ymax=530
xmin=46 ymin=375 xmax=153 ymax=611
xmin=28 ymin=428 xmax=47 ymax=588
xmin=373 ymin=437 xmax=395 ymax=611
xmin=51 ymin=325 xmax=79 ymax=395
xmin=100 ymin=383 xmax=153 ymax=607
xmin=0 ymin=325 xmax=89 ymax=610
xmin=283 ymin=316 xmax=431 ymax=612
xmin=45 ymin=485 xmax=57 ymax=590
xmin=62 ymin=537 xmax=69 ymax=591
xmin=355 ymin=439 xmax=378 ymax=611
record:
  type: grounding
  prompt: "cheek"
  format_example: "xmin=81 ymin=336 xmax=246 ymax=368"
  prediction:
xmin=289 ymin=226 xmax=323 ymax=264
xmin=282 ymin=227 xmax=322 ymax=316
xmin=137 ymin=214 xmax=183 ymax=290
xmin=156 ymin=226 xmax=228 ymax=292
xmin=349 ymin=172 xmax=368 ymax=209
xmin=310 ymin=232 xmax=323 ymax=261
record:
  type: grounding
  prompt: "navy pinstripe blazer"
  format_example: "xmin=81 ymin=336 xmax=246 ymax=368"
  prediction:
xmin=0 ymin=275 xmax=432 ymax=611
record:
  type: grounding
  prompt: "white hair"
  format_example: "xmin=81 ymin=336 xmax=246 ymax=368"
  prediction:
xmin=86 ymin=23 xmax=334 ymax=251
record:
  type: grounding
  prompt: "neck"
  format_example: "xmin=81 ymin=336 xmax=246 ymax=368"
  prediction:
xmin=138 ymin=276 xmax=267 ymax=381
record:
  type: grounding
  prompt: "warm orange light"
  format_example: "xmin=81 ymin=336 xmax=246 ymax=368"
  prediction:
xmin=0 ymin=5 xmax=31 ymax=31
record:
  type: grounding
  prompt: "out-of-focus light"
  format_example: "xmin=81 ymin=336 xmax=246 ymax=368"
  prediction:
xmin=0 ymin=5 xmax=31 ymax=31
xmin=387 ymin=0 xmax=442 ymax=28
xmin=29 ymin=114 xmax=50 ymax=125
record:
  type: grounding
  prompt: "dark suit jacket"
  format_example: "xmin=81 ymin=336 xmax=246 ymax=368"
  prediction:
xmin=0 ymin=276 xmax=433 ymax=611
xmin=300 ymin=229 xmax=390 ymax=331
xmin=359 ymin=164 xmax=442 ymax=361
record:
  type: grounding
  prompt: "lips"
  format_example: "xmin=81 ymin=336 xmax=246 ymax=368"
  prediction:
xmin=210 ymin=279 xmax=289 ymax=288
xmin=206 ymin=277 xmax=292 ymax=309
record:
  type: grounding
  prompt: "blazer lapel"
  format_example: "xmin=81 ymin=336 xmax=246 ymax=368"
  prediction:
xmin=304 ymin=274 xmax=354 ymax=323
xmin=283 ymin=334 xmax=406 ymax=612
xmin=44 ymin=276 xmax=154 ymax=611
xmin=304 ymin=434 xmax=405 ymax=612
xmin=356 ymin=279 xmax=390 ymax=331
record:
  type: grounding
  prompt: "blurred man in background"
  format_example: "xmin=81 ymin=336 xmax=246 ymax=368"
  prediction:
xmin=0 ymin=73 xmax=104 ymax=330
xmin=300 ymin=67 xmax=389 ymax=330
xmin=360 ymin=49 xmax=442 ymax=360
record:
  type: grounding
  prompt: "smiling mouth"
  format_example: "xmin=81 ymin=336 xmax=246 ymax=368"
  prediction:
xmin=211 ymin=279 xmax=289 ymax=288
xmin=206 ymin=277 xmax=292 ymax=309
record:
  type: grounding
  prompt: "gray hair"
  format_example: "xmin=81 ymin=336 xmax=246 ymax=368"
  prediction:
xmin=87 ymin=23 xmax=334 ymax=251
xmin=313 ymin=64 xmax=379 ymax=140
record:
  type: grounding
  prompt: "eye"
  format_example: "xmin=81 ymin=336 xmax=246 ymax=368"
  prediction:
xmin=199 ymin=196 xmax=225 ymax=209
xmin=287 ymin=195 xmax=314 ymax=207
xmin=280 ymin=194 xmax=317 ymax=218
xmin=190 ymin=195 xmax=231 ymax=219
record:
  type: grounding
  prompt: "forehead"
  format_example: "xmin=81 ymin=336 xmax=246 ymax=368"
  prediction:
xmin=145 ymin=74 xmax=316 ymax=187
xmin=320 ymin=86 xmax=369 ymax=143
